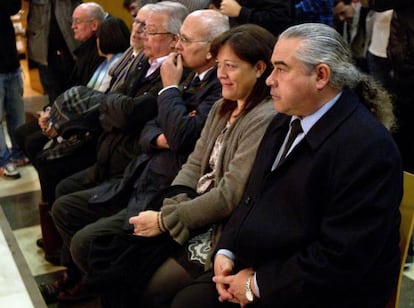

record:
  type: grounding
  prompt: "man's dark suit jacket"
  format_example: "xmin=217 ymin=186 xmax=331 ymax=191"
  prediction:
xmin=218 ymin=89 xmax=403 ymax=307
xmin=89 ymin=68 xmax=222 ymax=225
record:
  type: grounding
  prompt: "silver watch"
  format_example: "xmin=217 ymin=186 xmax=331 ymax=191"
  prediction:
xmin=245 ymin=273 xmax=255 ymax=303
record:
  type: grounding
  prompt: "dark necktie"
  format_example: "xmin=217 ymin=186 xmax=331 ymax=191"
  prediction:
xmin=188 ymin=75 xmax=201 ymax=89
xmin=277 ymin=119 xmax=303 ymax=166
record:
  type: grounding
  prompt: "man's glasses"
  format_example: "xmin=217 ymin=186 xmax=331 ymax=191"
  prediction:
xmin=177 ymin=34 xmax=209 ymax=45
xmin=142 ymin=29 xmax=172 ymax=36
xmin=71 ymin=18 xmax=93 ymax=25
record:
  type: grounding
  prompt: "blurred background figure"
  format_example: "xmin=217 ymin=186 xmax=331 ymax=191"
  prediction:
xmin=210 ymin=0 xmax=295 ymax=36
xmin=26 ymin=0 xmax=81 ymax=105
xmin=295 ymin=0 xmax=334 ymax=26
xmin=366 ymin=10 xmax=393 ymax=90
xmin=0 ymin=0 xmax=27 ymax=179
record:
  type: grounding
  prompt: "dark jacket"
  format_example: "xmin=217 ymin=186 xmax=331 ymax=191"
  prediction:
xmin=89 ymin=68 xmax=222 ymax=227
xmin=218 ymin=90 xmax=402 ymax=307
xmin=26 ymin=0 xmax=80 ymax=66
xmin=94 ymin=57 xmax=162 ymax=180
xmin=230 ymin=0 xmax=295 ymax=36
xmin=69 ymin=34 xmax=104 ymax=88
xmin=0 ymin=0 xmax=21 ymax=74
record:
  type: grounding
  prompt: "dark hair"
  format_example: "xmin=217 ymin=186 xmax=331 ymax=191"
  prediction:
xmin=210 ymin=0 xmax=222 ymax=8
xmin=97 ymin=17 xmax=131 ymax=55
xmin=123 ymin=0 xmax=134 ymax=9
xmin=210 ymin=24 xmax=276 ymax=115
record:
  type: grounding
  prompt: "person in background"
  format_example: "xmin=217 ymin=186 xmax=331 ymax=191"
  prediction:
xmin=361 ymin=0 xmax=414 ymax=173
xmin=69 ymin=2 xmax=107 ymax=86
xmin=333 ymin=0 xmax=358 ymax=42
xmin=334 ymin=0 xmax=371 ymax=71
xmin=212 ymin=0 xmax=295 ymax=36
xmin=362 ymin=0 xmax=414 ymax=269
xmin=366 ymin=9 xmax=393 ymax=90
xmin=172 ymin=22 xmax=401 ymax=308
xmin=26 ymin=0 xmax=81 ymax=105
xmin=295 ymin=0 xmax=334 ymax=25
xmin=87 ymin=17 xmax=131 ymax=92
xmin=0 ymin=0 xmax=27 ymax=179
xmin=123 ymin=0 xmax=141 ymax=18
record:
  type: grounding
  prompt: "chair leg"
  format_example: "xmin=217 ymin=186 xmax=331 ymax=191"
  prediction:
xmin=38 ymin=201 xmax=63 ymax=254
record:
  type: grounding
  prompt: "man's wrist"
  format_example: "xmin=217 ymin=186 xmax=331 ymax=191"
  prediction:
xmin=245 ymin=272 xmax=256 ymax=303
xmin=158 ymin=85 xmax=179 ymax=95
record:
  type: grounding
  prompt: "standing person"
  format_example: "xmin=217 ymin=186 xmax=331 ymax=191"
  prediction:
xmin=26 ymin=0 xmax=81 ymax=105
xmin=366 ymin=10 xmax=393 ymax=90
xmin=361 ymin=0 xmax=414 ymax=174
xmin=172 ymin=23 xmax=402 ymax=308
xmin=0 ymin=0 xmax=26 ymax=179
xmin=362 ymin=0 xmax=414 ymax=268
xmin=214 ymin=0 xmax=295 ymax=36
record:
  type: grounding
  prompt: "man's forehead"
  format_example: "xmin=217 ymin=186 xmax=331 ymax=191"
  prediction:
xmin=73 ymin=7 xmax=87 ymax=16
xmin=271 ymin=39 xmax=300 ymax=62
xmin=146 ymin=12 xmax=166 ymax=26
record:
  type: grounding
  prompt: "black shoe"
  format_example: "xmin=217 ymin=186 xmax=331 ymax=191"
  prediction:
xmin=45 ymin=250 xmax=62 ymax=266
xmin=57 ymin=281 xmax=97 ymax=303
xmin=39 ymin=271 xmax=79 ymax=304
xmin=36 ymin=238 xmax=44 ymax=249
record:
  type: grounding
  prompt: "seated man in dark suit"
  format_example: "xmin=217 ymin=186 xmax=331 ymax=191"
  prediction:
xmin=172 ymin=22 xmax=403 ymax=308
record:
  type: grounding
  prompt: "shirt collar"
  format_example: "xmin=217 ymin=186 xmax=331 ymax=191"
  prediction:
xmin=293 ymin=91 xmax=342 ymax=135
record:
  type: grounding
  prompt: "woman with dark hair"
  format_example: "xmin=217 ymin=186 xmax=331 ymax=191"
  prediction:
xmin=87 ymin=17 xmax=130 ymax=92
xmin=125 ymin=23 xmax=277 ymax=307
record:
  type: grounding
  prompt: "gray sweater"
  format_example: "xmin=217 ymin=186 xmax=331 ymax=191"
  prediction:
xmin=161 ymin=97 xmax=276 ymax=269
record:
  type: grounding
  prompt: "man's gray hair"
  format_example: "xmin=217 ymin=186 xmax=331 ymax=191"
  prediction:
xmin=153 ymin=1 xmax=189 ymax=34
xmin=78 ymin=2 xmax=106 ymax=23
xmin=189 ymin=9 xmax=230 ymax=42
xmin=279 ymin=23 xmax=396 ymax=131
xmin=279 ymin=23 xmax=358 ymax=90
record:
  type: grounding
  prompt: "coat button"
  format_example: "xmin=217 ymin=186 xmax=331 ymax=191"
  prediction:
xmin=244 ymin=196 xmax=251 ymax=206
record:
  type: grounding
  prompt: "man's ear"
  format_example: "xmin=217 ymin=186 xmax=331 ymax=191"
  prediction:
xmin=206 ymin=51 xmax=212 ymax=60
xmin=91 ymin=20 xmax=100 ymax=32
xmin=255 ymin=60 xmax=267 ymax=78
xmin=315 ymin=63 xmax=330 ymax=90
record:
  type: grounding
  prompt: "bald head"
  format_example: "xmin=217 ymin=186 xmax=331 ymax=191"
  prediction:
xmin=72 ymin=2 xmax=106 ymax=42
